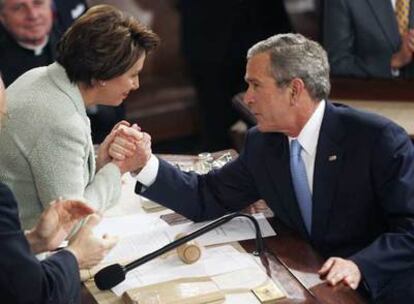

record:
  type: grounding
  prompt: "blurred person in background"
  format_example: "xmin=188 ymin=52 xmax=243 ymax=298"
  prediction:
xmin=324 ymin=0 xmax=414 ymax=78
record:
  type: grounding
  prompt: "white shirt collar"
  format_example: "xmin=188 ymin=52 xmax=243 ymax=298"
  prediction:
xmin=17 ymin=35 xmax=49 ymax=56
xmin=391 ymin=0 xmax=396 ymax=10
xmin=290 ymin=100 xmax=326 ymax=157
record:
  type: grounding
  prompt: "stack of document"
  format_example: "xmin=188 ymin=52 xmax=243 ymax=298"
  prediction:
xmin=93 ymin=213 xmax=278 ymax=302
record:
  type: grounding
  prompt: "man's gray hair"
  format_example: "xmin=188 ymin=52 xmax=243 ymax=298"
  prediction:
xmin=247 ymin=33 xmax=330 ymax=101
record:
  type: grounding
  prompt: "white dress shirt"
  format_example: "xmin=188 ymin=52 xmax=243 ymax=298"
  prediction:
xmin=288 ymin=100 xmax=326 ymax=194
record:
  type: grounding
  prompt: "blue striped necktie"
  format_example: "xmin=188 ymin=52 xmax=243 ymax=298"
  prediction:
xmin=290 ymin=139 xmax=312 ymax=234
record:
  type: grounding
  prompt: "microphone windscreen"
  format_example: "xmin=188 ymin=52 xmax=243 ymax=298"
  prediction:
xmin=94 ymin=264 xmax=126 ymax=290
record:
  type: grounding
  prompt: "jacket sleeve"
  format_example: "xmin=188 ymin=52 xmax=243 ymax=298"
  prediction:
xmin=349 ymin=123 xmax=414 ymax=296
xmin=139 ymin=135 xmax=260 ymax=222
xmin=27 ymin=114 xmax=121 ymax=213
xmin=0 ymin=183 xmax=81 ymax=304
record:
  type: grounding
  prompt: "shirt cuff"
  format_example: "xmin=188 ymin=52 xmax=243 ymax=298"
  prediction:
xmin=391 ymin=68 xmax=400 ymax=78
xmin=131 ymin=154 xmax=159 ymax=187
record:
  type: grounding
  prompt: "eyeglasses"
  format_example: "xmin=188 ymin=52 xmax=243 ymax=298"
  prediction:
xmin=0 ymin=110 xmax=10 ymax=128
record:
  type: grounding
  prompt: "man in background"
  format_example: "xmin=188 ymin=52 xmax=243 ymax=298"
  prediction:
xmin=324 ymin=0 xmax=414 ymax=78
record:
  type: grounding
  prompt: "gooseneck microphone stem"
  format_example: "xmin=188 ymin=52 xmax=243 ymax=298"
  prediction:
xmin=126 ymin=212 xmax=263 ymax=271
xmin=94 ymin=212 xmax=265 ymax=290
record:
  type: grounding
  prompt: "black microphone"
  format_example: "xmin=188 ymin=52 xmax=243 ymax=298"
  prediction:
xmin=94 ymin=212 xmax=265 ymax=290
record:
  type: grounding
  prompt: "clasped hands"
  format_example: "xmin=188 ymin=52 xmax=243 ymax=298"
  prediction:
xmin=97 ymin=121 xmax=152 ymax=175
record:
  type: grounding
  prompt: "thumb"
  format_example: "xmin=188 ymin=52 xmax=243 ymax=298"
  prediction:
xmin=83 ymin=214 xmax=102 ymax=229
xmin=132 ymin=123 xmax=141 ymax=131
xmin=319 ymin=258 xmax=334 ymax=275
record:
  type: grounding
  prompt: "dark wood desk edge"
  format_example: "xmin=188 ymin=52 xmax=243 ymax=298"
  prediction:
xmin=330 ymin=78 xmax=414 ymax=101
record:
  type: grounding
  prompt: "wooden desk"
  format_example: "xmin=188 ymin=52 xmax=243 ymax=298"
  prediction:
xmin=81 ymin=151 xmax=367 ymax=304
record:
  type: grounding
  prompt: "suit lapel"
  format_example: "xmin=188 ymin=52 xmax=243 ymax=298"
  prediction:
xmin=263 ymin=133 xmax=309 ymax=238
xmin=367 ymin=0 xmax=401 ymax=50
xmin=312 ymin=102 xmax=345 ymax=243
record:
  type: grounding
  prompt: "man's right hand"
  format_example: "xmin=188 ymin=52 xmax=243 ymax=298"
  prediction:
xmin=110 ymin=126 xmax=152 ymax=174
xmin=391 ymin=30 xmax=414 ymax=69
xmin=66 ymin=214 xmax=118 ymax=269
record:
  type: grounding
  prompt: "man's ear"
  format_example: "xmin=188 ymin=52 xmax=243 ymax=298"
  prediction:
xmin=289 ymin=78 xmax=305 ymax=105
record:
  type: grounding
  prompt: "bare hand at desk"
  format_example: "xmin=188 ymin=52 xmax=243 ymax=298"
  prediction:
xmin=319 ymin=257 xmax=362 ymax=290
xmin=66 ymin=214 xmax=118 ymax=269
xmin=26 ymin=199 xmax=94 ymax=253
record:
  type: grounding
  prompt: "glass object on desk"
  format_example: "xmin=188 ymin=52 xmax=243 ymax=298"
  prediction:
xmin=196 ymin=152 xmax=214 ymax=174
xmin=171 ymin=151 xmax=233 ymax=174
xmin=212 ymin=152 xmax=232 ymax=169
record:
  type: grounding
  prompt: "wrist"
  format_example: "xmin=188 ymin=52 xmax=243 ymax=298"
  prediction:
xmin=65 ymin=246 xmax=83 ymax=268
xmin=391 ymin=51 xmax=411 ymax=69
xmin=25 ymin=229 xmax=44 ymax=254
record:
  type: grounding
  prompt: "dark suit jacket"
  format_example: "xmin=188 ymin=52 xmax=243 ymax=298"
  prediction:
xmin=139 ymin=102 xmax=414 ymax=298
xmin=178 ymin=0 xmax=292 ymax=64
xmin=0 ymin=183 xmax=80 ymax=303
xmin=324 ymin=0 xmax=414 ymax=78
xmin=54 ymin=0 xmax=87 ymax=32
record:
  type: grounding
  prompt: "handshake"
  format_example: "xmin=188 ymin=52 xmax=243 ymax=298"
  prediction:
xmin=97 ymin=121 xmax=152 ymax=175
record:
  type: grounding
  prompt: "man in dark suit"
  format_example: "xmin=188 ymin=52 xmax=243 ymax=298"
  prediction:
xmin=324 ymin=0 xmax=414 ymax=78
xmin=0 ymin=76 xmax=117 ymax=303
xmin=115 ymin=33 xmax=414 ymax=303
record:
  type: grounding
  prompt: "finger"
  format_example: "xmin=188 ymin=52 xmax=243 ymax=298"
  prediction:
xmin=343 ymin=275 xmax=358 ymax=289
xmin=131 ymin=123 xmax=141 ymax=131
xmin=109 ymin=147 xmax=126 ymax=160
xmin=118 ymin=126 xmax=142 ymax=140
xmin=83 ymin=214 xmax=102 ymax=229
xmin=61 ymin=200 xmax=95 ymax=218
xmin=326 ymin=269 xmax=345 ymax=286
xmin=319 ymin=257 xmax=335 ymax=275
xmin=113 ymin=136 xmax=137 ymax=151
xmin=113 ymin=120 xmax=130 ymax=130
xmin=110 ymin=141 xmax=135 ymax=157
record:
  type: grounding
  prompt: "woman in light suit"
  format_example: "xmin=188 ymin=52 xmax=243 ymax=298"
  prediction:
xmin=0 ymin=5 xmax=158 ymax=228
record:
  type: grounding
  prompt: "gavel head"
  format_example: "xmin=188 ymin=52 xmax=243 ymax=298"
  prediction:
xmin=175 ymin=233 xmax=202 ymax=264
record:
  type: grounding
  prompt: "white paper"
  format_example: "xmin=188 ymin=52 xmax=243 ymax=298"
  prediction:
xmin=112 ymin=245 xmax=263 ymax=296
xmin=167 ymin=213 xmax=276 ymax=246
xmin=93 ymin=213 xmax=168 ymax=239
xmin=100 ymin=226 xmax=174 ymax=265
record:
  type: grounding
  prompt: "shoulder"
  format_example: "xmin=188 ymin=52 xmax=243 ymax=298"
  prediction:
xmin=327 ymin=102 xmax=409 ymax=148
xmin=329 ymin=102 xmax=399 ymax=131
